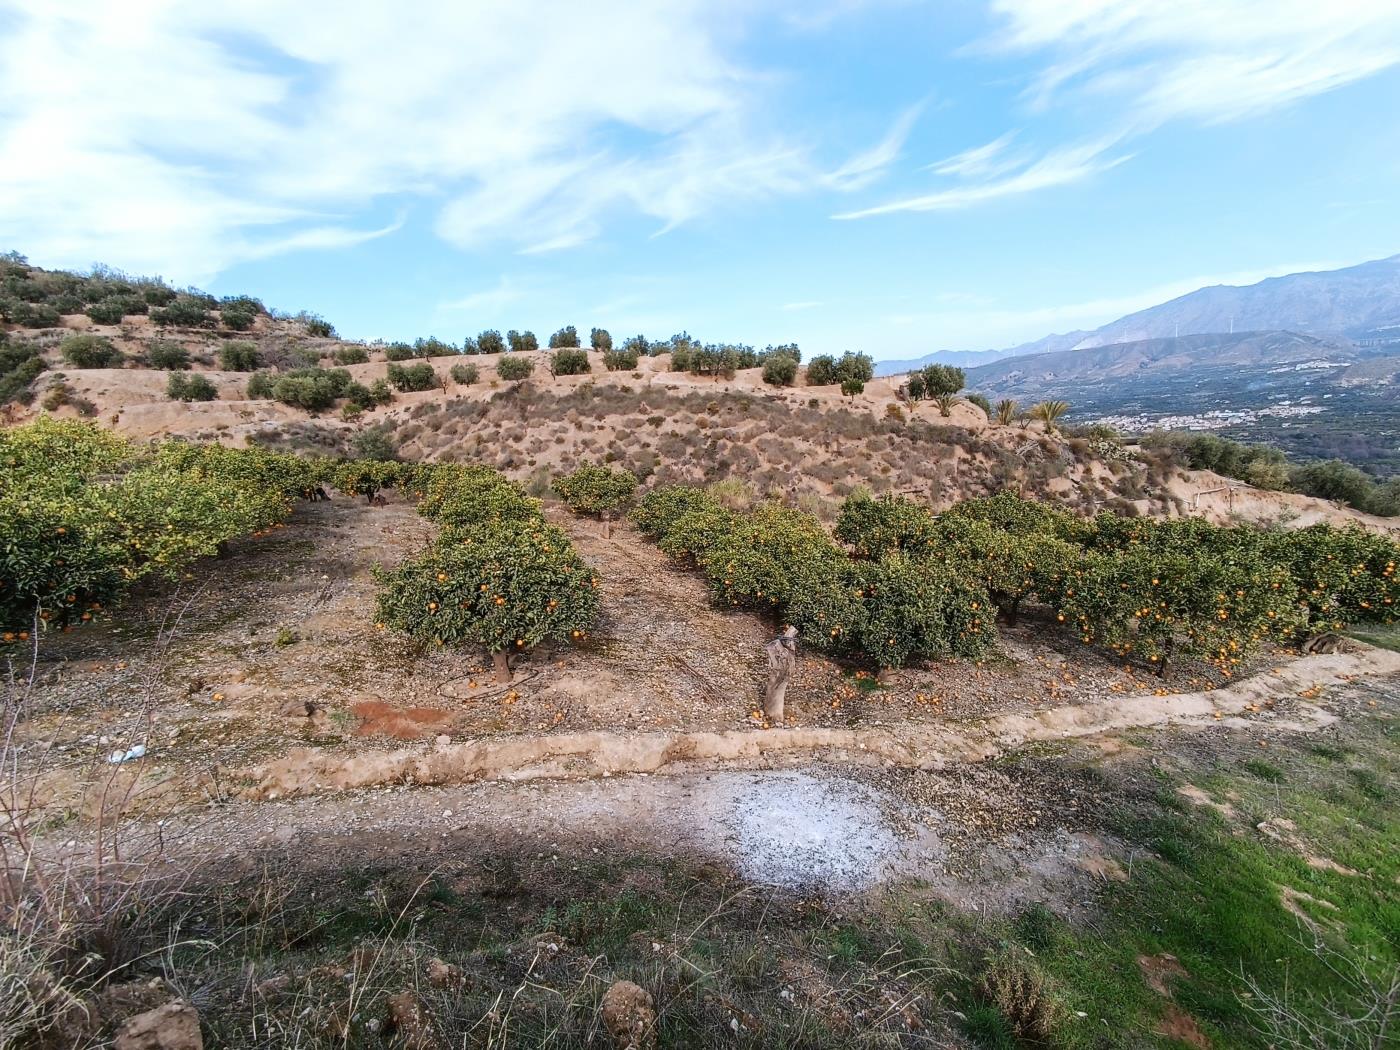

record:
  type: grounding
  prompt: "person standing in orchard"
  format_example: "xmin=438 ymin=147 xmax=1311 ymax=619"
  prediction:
xmin=763 ymin=625 xmax=799 ymax=724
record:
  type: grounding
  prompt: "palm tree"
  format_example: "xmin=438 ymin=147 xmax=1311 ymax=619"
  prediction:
xmin=1030 ymin=400 xmax=1070 ymax=433
xmin=995 ymin=398 xmax=1017 ymax=426
xmin=935 ymin=394 xmax=959 ymax=418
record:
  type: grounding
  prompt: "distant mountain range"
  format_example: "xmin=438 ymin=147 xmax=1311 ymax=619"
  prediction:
xmin=876 ymin=253 xmax=1400 ymax=377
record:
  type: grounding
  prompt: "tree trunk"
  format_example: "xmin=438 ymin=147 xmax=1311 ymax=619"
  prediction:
xmin=492 ymin=650 xmax=512 ymax=683
xmin=601 ymin=513 xmax=612 ymax=540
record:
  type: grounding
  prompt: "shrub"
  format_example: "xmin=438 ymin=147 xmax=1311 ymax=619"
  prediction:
xmin=384 ymin=342 xmax=416 ymax=362
xmin=143 ymin=286 xmax=176 ymax=306
xmin=761 ymin=354 xmax=798 ymax=387
xmin=59 ymin=335 xmax=120 ymax=368
xmin=150 ymin=296 xmax=213 ymax=328
xmin=220 ymin=307 xmax=256 ymax=331
xmin=995 ymin=399 xmax=1017 ymax=425
xmin=840 ymin=378 xmax=864 ymax=398
xmin=85 ymin=299 xmax=127 ymax=324
xmin=966 ymin=392 xmax=992 ymax=418
xmin=1030 ymin=400 xmax=1070 ymax=432
xmin=245 ymin=372 xmax=275 ymax=399
xmin=621 ymin=334 xmax=650 ymax=356
xmin=386 ymin=362 xmax=439 ymax=392
xmin=147 ymin=341 xmax=190 ymax=370
xmin=270 ymin=367 xmax=353 ymax=411
xmin=507 ymin=329 xmax=539 ymax=353
xmin=414 ymin=336 xmax=454 ymax=357
xmin=334 ymin=346 xmax=370 ymax=365
xmin=345 ymin=380 xmax=392 ymax=410
xmin=1290 ymin=460 xmax=1375 ymax=509
xmin=590 ymin=327 xmax=612 ymax=351
xmin=836 ymin=492 xmax=940 ymax=559
xmin=603 ymin=346 xmax=640 ymax=371
xmin=497 ymin=355 xmax=535 ymax=382
xmin=166 ymin=372 xmax=219 ymax=402
xmin=550 ymin=348 xmax=591 ymax=376
xmin=218 ymin=341 xmax=261 ymax=371
xmin=935 ymin=394 xmax=958 ymax=417
xmin=299 ymin=313 xmax=335 ymax=338
xmin=450 ymin=362 xmax=479 ymax=385
xmin=549 ymin=325 xmax=581 ymax=348
xmin=0 ymin=344 xmax=45 ymax=406
xmin=553 ymin=464 xmax=637 ymax=519
xmin=920 ymin=364 xmax=964 ymax=398
xmin=476 ymin=329 xmax=506 ymax=355
xmin=351 ymin=428 xmax=397 ymax=462
xmin=805 ymin=354 xmax=836 ymax=386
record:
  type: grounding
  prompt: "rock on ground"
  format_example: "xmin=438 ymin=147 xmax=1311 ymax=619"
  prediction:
xmin=600 ymin=980 xmax=656 ymax=1050
xmin=114 ymin=1001 xmax=203 ymax=1050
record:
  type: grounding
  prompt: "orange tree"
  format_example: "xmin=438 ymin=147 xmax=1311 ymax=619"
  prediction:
xmin=1 ymin=420 xmax=300 ymax=637
xmin=552 ymin=464 xmax=637 ymax=534
xmin=331 ymin=459 xmax=405 ymax=502
xmin=1055 ymin=546 xmax=1300 ymax=675
xmin=702 ymin=503 xmax=845 ymax=615
xmin=859 ymin=554 xmax=995 ymax=669
xmin=1262 ymin=523 xmax=1400 ymax=635
xmin=375 ymin=517 xmax=598 ymax=682
xmin=937 ymin=518 xmax=1079 ymax=626
xmin=631 ymin=485 xmax=719 ymax=538
xmin=834 ymin=492 xmax=940 ymax=559
xmin=375 ymin=462 xmax=600 ymax=680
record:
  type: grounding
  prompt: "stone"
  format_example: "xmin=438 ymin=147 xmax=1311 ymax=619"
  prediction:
xmin=600 ymin=980 xmax=656 ymax=1050
xmin=385 ymin=990 xmax=440 ymax=1050
xmin=114 ymin=1001 xmax=203 ymax=1050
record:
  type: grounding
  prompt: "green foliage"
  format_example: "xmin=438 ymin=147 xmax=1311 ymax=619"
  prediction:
xmin=85 ymin=299 xmax=127 ymax=324
xmin=386 ymin=362 xmax=439 ymax=392
xmin=151 ymin=296 xmax=213 ymax=328
xmin=966 ymin=392 xmax=992 ymax=418
xmin=1290 ymin=459 xmax=1376 ymax=510
xmin=589 ymin=327 xmax=612 ymax=351
xmin=218 ymin=340 xmax=261 ymax=371
xmin=220 ymin=306 xmax=255 ymax=331
xmin=0 ymin=419 xmax=302 ymax=636
xmin=621 ymin=334 xmax=649 ymax=356
xmin=384 ymin=342 xmax=416 ymax=362
xmin=507 ymin=330 xmax=539 ymax=353
xmin=550 ymin=348 xmax=591 ymax=376
xmin=350 ymin=428 xmax=397 ymax=462
xmin=1144 ymin=431 xmax=1290 ymax=491
xmin=995 ymin=399 xmax=1017 ymax=425
xmin=374 ymin=519 xmax=599 ymax=657
xmin=630 ymin=485 xmax=720 ymax=538
xmin=761 ymin=353 xmax=798 ymax=387
xmin=334 ymin=346 xmax=370 ymax=365
xmin=553 ymin=464 xmax=638 ymax=518
xmin=0 ymin=340 xmax=45 ymax=405
xmin=602 ymin=346 xmax=640 ymax=371
xmin=549 ymin=325 xmax=581 ymax=349
xmin=299 ymin=314 xmax=335 ymax=338
xmin=840 ymin=378 xmax=864 ymax=398
xmin=271 ymin=367 xmax=353 ymax=411
xmin=60 ymin=335 xmax=120 ymax=369
xmin=905 ymin=364 xmax=964 ymax=401
xmin=1263 ymin=523 xmax=1400 ymax=634
xmin=858 ymin=555 xmax=995 ymax=668
xmin=245 ymin=371 xmax=275 ymax=399
xmin=1030 ymin=400 xmax=1070 ymax=432
xmin=450 ymin=362 xmax=479 ymax=385
xmin=147 ymin=341 xmax=190 ymax=370
xmin=835 ymin=492 xmax=940 ymax=559
xmin=497 ymin=355 xmax=535 ymax=382
xmin=345 ymin=379 xmax=392 ymax=410
xmin=476 ymin=330 xmax=506 ymax=355
xmin=375 ymin=464 xmax=600 ymax=665
xmin=166 ymin=372 xmax=218 ymax=402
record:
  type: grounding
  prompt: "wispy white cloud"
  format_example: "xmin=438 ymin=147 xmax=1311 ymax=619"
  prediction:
xmin=926 ymin=131 xmax=1021 ymax=178
xmin=781 ymin=300 xmax=823 ymax=311
xmin=0 ymin=0 xmax=893 ymax=278
xmin=985 ymin=0 xmax=1400 ymax=126
xmin=441 ymin=276 xmax=528 ymax=315
xmin=834 ymin=137 xmax=1129 ymax=219
xmin=822 ymin=103 xmax=925 ymax=190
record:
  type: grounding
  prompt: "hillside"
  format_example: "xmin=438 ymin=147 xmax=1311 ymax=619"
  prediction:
xmin=876 ymin=252 xmax=1400 ymax=377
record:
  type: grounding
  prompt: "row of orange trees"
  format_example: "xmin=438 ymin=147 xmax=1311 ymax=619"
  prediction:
xmin=371 ymin=464 xmax=599 ymax=681
xmin=1 ymin=418 xmax=323 ymax=639
xmin=632 ymin=484 xmax=996 ymax=670
xmin=630 ymin=482 xmax=1400 ymax=675
xmin=835 ymin=491 xmax=1400 ymax=674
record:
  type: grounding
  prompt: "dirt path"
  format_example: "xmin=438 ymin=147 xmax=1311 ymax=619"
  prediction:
xmin=240 ymin=647 xmax=1395 ymax=798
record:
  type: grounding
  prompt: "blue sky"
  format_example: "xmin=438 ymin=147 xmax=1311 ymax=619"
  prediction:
xmin=2 ymin=1 xmax=1399 ymax=360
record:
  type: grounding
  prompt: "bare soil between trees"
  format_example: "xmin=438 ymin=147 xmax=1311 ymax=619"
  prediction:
xmin=15 ymin=493 xmax=1394 ymax=843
